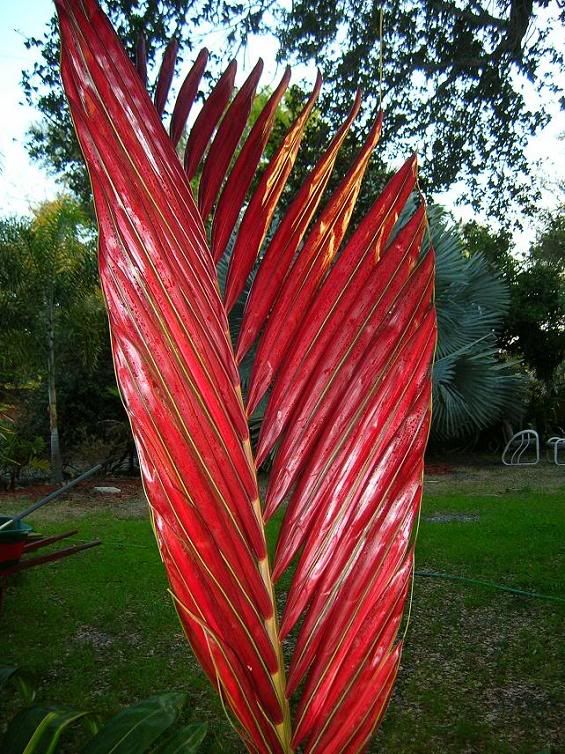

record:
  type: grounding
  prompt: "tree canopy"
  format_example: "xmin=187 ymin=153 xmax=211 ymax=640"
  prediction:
xmin=509 ymin=209 xmax=565 ymax=387
xmin=278 ymin=0 xmax=564 ymax=217
xmin=0 ymin=197 xmax=101 ymax=382
xmin=462 ymin=207 xmax=565 ymax=433
xmin=23 ymin=1 xmax=563 ymax=217
xmin=463 ymin=208 xmax=565 ymax=388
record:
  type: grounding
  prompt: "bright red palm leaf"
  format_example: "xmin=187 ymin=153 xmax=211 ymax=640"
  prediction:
xmin=56 ymin=1 xmax=436 ymax=751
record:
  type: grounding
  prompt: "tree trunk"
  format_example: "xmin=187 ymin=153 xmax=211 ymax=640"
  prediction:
xmin=47 ymin=297 xmax=63 ymax=484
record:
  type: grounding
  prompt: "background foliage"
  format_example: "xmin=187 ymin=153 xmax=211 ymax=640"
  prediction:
xmin=0 ymin=197 xmax=126 ymax=482
xmin=3 ymin=1 xmax=563 ymax=477
xmin=428 ymin=205 xmax=525 ymax=442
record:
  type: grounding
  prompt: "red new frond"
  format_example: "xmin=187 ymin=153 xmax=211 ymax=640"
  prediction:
xmin=57 ymin=3 xmax=437 ymax=751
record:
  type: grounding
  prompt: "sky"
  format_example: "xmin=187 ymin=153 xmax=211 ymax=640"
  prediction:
xmin=1 ymin=0 xmax=563 ymax=249
xmin=0 ymin=0 xmax=60 ymax=213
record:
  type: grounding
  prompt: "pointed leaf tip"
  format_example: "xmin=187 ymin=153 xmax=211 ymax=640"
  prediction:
xmin=135 ymin=33 xmax=147 ymax=86
xmin=198 ymin=58 xmax=265 ymax=220
xmin=183 ymin=58 xmax=238 ymax=180
xmin=170 ymin=47 xmax=209 ymax=147
xmin=154 ymin=38 xmax=179 ymax=118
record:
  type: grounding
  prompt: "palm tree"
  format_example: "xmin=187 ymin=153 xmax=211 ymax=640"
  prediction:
xmin=429 ymin=205 xmax=525 ymax=441
xmin=0 ymin=197 xmax=103 ymax=482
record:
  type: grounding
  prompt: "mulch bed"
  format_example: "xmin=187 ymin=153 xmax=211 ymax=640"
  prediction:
xmin=0 ymin=477 xmax=143 ymax=501
xmin=424 ymin=463 xmax=453 ymax=475
xmin=3 ymin=464 xmax=454 ymax=503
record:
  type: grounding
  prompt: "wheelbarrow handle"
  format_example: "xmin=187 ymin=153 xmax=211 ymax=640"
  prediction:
xmin=0 ymin=464 xmax=103 ymax=532
xmin=0 ymin=540 xmax=102 ymax=577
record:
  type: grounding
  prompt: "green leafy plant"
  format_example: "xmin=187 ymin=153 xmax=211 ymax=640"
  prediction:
xmin=56 ymin=0 xmax=436 ymax=751
xmin=0 ymin=667 xmax=36 ymax=706
xmin=0 ymin=668 xmax=207 ymax=754
xmin=0 ymin=411 xmax=47 ymax=491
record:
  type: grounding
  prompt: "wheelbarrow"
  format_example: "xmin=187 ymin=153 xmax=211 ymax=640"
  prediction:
xmin=0 ymin=465 xmax=102 ymax=608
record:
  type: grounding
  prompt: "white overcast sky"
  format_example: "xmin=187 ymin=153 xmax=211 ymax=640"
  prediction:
xmin=1 ymin=0 xmax=563 ymax=249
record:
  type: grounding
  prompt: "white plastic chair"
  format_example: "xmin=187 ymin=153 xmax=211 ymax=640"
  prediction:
xmin=547 ymin=435 xmax=565 ymax=466
xmin=502 ymin=429 xmax=540 ymax=466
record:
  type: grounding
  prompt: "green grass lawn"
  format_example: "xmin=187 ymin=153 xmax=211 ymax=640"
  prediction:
xmin=1 ymin=470 xmax=563 ymax=753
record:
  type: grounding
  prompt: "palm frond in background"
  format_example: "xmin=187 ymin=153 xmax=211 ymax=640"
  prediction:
xmin=429 ymin=206 xmax=525 ymax=440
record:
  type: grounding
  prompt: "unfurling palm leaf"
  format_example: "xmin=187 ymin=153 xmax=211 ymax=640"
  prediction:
xmin=56 ymin=1 xmax=436 ymax=751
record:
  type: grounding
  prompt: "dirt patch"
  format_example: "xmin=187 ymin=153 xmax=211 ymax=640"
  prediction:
xmin=424 ymin=461 xmax=564 ymax=496
xmin=375 ymin=578 xmax=565 ymax=753
xmin=74 ymin=626 xmax=115 ymax=649
xmin=425 ymin=513 xmax=480 ymax=523
xmin=0 ymin=483 xmax=61 ymax=501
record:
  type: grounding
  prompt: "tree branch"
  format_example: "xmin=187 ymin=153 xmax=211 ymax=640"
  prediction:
xmin=428 ymin=0 xmax=507 ymax=29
